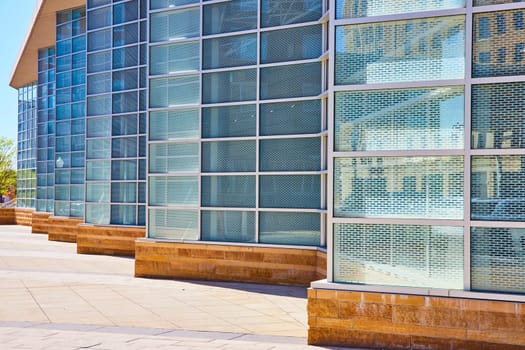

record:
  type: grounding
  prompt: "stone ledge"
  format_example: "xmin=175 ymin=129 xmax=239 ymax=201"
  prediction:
xmin=308 ymin=288 xmax=525 ymax=349
xmin=47 ymin=217 xmax=83 ymax=243
xmin=31 ymin=212 xmax=52 ymax=234
xmin=77 ymin=225 xmax=145 ymax=256
xmin=135 ymin=239 xmax=327 ymax=286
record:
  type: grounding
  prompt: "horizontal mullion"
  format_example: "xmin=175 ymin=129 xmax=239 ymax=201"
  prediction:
xmin=333 ymin=150 xmax=465 ymax=157
xmin=334 ymin=80 xmax=466 ymax=92
xmin=334 ymin=8 xmax=466 ymax=26
xmin=331 ymin=217 xmax=465 ymax=226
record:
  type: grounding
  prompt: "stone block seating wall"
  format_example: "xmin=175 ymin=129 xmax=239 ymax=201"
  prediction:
xmin=135 ymin=239 xmax=327 ymax=286
xmin=77 ymin=225 xmax=146 ymax=256
xmin=14 ymin=209 xmax=33 ymax=226
xmin=47 ymin=217 xmax=83 ymax=243
xmin=0 ymin=208 xmax=15 ymax=225
xmin=308 ymin=288 xmax=525 ymax=349
xmin=31 ymin=212 xmax=52 ymax=234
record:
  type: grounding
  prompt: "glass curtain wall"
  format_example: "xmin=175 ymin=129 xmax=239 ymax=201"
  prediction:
xmin=54 ymin=8 xmax=87 ymax=218
xmin=333 ymin=0 xmax=467 ymax=289
xmin=85 ymin=0 xmax=147 ymax=225
xmin=332 ymin=0 xmax=525 ymax=295
xmin=36 ymin=48 xmax=56 ymax=213
xmin=17 ymin=83 xmax=38 ymax=209
xmin=148 ymin=0 xmax=328 ymax=246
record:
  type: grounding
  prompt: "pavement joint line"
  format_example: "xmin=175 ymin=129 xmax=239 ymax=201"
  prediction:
xmin=0 ymin=321 xmax=308 ymax=344
xmin=23 ymin=283 xmax=52 ymax=323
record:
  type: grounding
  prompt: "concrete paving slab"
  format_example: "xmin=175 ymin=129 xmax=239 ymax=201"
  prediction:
xmin=0 ymin=225 xmax=358 ymax=349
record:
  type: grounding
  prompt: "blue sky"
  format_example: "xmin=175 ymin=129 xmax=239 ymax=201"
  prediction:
xmin=0 ymin=0 xmax=38 ymax=142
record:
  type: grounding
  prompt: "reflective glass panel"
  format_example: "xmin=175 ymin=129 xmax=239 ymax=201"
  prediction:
xmin=334 ymin=223 xmax=464 ymax=289
xmin=334 ymin=157 xmax=464 ymax=219
xmin=335 ymin=87 xmax=465 ymax=151
xmin=335 ymin=17 xmax=465 ymax=84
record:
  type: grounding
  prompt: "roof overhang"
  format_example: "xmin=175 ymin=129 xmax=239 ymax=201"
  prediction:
xmin=9 ymin=0 xmax=85 ymax=89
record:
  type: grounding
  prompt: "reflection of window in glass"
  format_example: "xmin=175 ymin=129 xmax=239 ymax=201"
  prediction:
xmin=514 ymin=43 xmax=524 ymax=62
xmin=514 ymin=11 xmax=524 ymax=30
xmin=496 ymin=14 xmax=506 ymax=34
xmin=479 ymin=52 xmax=491 ymax=63
xmin=498 ymin=47 xmax=507 ymax=63
xmin=479 ymin=17 xmax=490 ymax=39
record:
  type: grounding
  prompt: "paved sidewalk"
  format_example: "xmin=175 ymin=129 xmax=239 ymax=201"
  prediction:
xmin=0 ymin=226 xmax=356 ymax=349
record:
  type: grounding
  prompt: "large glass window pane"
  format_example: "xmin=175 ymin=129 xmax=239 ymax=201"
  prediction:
xmin=87 ymin=117 xmax=111 ymax=137
xmin=203 ymin=34 xmax=257 ymax=69
xmin=474 ymin=0 xmax=525 ymax=4
xmin=149 ymin=143 xmax=199 ymax=173
xmin=149 ymin=76 xmax=200 ymax=108
xmin=149 ymin=109 xmax=199 ymax=140
xmin=112 ymin=160 xmax=137 ymax=180
xmin=202 ymin=69 xmax=256 ymax=104
xmin=113 ymin=0 xmax=138 ymax=25
xmin=334 ymin=157 xmax=464 ymax=219
xmin=86 ymin=203 xmax=110 ymax=224
xmin=202 ymin=141 xmax=256 ymax=172
xmin=261 ymin=0 xmax=322 ymax=27
xmin=203 ymin=0 xmax=257 ymax=35
xmin=260 ymin=175 xmax=320 ymax=209
xmin=335 ymin=17 xmax=465 ymax=85
xmin=113 ymin=69 xmax=138 ymax=92
xmin=336 ymin=0 xmax=465 ymax=19
xmin=86 ymin=160 xmax=110 ymax=180
xmin=112 ymin=137 xmax=137 ymax=158
xmin=113 ymin=91 xmax=138 ymax=113
xmin=472 ymin=156 xmax=525 ymax=221
xmin=87 ymin=139 xmax=110 ymax=159
xmin=113 ymin=23 xmax=138 ymax=47
xmin=201 ymin=176 xmax=256 ymax=207
xmin=111 ymin=182 xmax=137 ymax=203
xmin=473 ymin=10 xmax=525 ymax=77
xmin=111 ymin=205 xmax=137 ymax=225
xmin=86 ymin=183 xmax=110 ymax=202
xmin=150 ymin=8 xmax=200 ymax=42
xmin=202 ymin=105 xmax=256 ymax=138
xmin=201 ymin=211 xmax=255 ymax=243
xmin=148 ymin=209 xmax=198 ymax=240
xmin=151 ymin=0 xmax=199 ymax=10
xmin=260 ymin=138 xmax=321 ymax=171
xmin=87 ymin=94 xmax=111 ymax=116
xmin=260 ymin=100 xmax=321 ymax=136
xmin=334 ymin=223 xmax=464 ymax=289
xmin=149 ymin=176 xmax=198 ymax=206
xmin=471 ymin=227 xmax=525 ymax=294
xmin=87 ymin=73 xmax=111 ymax=94
xmin=88 ymin=29 xmax=111 ymax=51
xmin=87 ymin=51 xmax=111 ymax=73
xmin=472 ymin=82 xmax=525 ymax=149
xmin=335 ymin=87 xmax=465 ymax=151
xmin=112 ymin=114 xmax=138 ymax=136
xmin=88 ymin=7 xmax=111 ymax=30
xmin=261 ymin=25 xmax=322 ymax=64
xmin=259 ymin=212 xmax=321 ymax=246
xmin=150 ymin=42 xmax=199 ymax=75
xmin=260 ymin=63 xmax=321 ymax=100
xmin=113 ymin=46 xmax=138 ymax=69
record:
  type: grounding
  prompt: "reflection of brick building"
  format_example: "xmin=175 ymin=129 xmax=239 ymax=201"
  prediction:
xmin=473 ymin=9 xmax=525 ymax=77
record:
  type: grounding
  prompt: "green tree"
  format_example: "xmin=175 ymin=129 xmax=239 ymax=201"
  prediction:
xmin=0 ymin=138 xmax=17 ymax=196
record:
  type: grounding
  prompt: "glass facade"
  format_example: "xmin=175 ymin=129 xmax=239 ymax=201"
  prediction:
xmin=148 ymin=0 xmax=327 ymax=246
xmin=36 ymin=48 xmax=56 ymax=213
xmin=12 ymin=0 xmax=525 ymax=297
xmin=85 ymin=0 xmax=146 ymax=225
xmin=54 ymin=7 xmax=86 ymax=218
xmin=17 ymin=84 xmax=38 ymax=209
xmin=332 ymin=0 xmax=525 ymax=295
